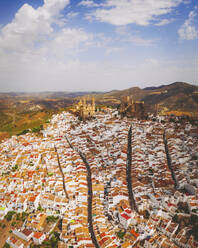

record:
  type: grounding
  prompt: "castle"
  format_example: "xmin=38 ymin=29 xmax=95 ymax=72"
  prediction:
xmin=75 ymin=96 xmax=95 ymax=120
xmin=119 ymin=96 xmax=146 ymax=119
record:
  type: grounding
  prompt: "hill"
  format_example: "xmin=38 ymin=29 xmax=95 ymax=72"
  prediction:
xmin=0 ymin=82 xmax=198 ymax=141
xmin=95 ymin=82 xmax=198 ymax=116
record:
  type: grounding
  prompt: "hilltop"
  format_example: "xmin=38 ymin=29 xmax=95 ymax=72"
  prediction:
xmin=0 ymin=82 xmax=197 ymax=140
xmin=94 ymin=82 xmax=198 ymax=116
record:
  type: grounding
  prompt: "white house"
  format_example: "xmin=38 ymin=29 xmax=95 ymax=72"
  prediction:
xmin=120 ymin=212 xmax=131 ymax=228
xmin=6 ymin=236 xmax=24 ymax=248
xmin=33 ymin=232 xmax=46 ymax=245
xmin=13 ymin=228 xmax=33 ymax=242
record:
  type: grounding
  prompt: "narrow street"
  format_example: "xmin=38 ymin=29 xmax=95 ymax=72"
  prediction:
xmin=163 ymin=131 xmax=179 ymax=189
xmin=55 ymin=146 xmax=69 ymax=200
xmin=65 ymin=136 xmax=100 ymax=248
xmin=79 ymin=151 xmax=100 ymax=248
xmin=126 ymin=126 xmax=138 ymax=212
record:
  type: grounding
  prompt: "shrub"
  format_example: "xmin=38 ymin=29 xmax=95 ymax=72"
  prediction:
xmin=46 ymin=216 xmax=58 ymax=224
xmin=5 ymin=211 xmax=15 ymax=221
xmin=11 ymin=221 xmax=16 ymax=226
xmin=16 ymin=213 xmax=20 ymax=221
xmin=3 ymin=243 xmax=10 ymax=248
xmin=117 ymin=230 xmax=126 ymax=239
xmin=12 ymin=165 xmax=18 ymax=172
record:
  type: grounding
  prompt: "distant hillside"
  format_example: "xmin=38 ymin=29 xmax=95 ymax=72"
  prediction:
xmin=94 ymin=82 xmax=198 ymax=116
xmin=0 ymin=82 xmax=198 ymax=141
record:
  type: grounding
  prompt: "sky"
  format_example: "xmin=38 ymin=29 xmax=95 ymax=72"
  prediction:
xmin=0 ymin=0 xmax=198 ymax=92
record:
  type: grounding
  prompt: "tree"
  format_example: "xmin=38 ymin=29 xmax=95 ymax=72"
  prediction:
xmin=12 ymin=165 xmax=18 ymax=172
xmin=172 ymin=214 xmax=179 ymax=223
xmin=190 ymin=214 xmax=198 ymax=225
xmin=5 ymin=211 xmax=15 ymax=221
xmin=189 ymin=225 xmax=198 ymax=241
xmin=37 ymin=205 xmax=44 ymax=211
xmin=16 ymin=213 xmax=20 ymax=221
xmin=3 ymin=243 xmax=10 ymax=248
xmin=11 ymin=221 xmax=16 ymax=227
xmin=46 ymin=215 xmax=58 ymax=224
xmin=117 ymin=230 xmax=126 ymax=239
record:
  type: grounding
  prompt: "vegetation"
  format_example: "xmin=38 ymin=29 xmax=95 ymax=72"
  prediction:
xmin=37 ymin=205 xmax=44 ymax=211
xmin=11 ymin=221 xmax=16 ymax=227
xmin=21 ymin=211 xmax=29 ymax=221
xmin=117 ymin=230 xmax=126 ymax=239
xmin=12 ymin=164 xmax=18 ymax=172
xmin=0 ymin=102 xmax=58 ymax=141
xmin=172 ymin=214 xmax=179 ymax=223
xmin=29 ymin=161 xmax=34 ymax=166
xmin=3 ymin=243 xmax=10 ymax=248
xmin=142 ymin=210 xmax=150 ymax=219
xmin=16 ymin=129 xmax=29 ymax=136
xmin=30 ymin=244 xmax=40 ymax=248
xmin=188 ymin=225 xmax=198 ymax=241
xmin=42 ymin=232 xmax=60 ymax=247
xmin=46 ymin=215 xmax=59 ymax=224
xmin=31 ymin=124 xmax=43 ymax=133
xmin=177 ymin=201 xmax=190 ymax=214
xmin=5 ymin=211 xmax=15 ymax=221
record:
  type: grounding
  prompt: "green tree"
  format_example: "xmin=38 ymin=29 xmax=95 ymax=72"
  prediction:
xmin=117 ymin=230 xmax=126 ymax=239
xmin=3 ymin=243 xmax=10 ymax=248
xmin=5 ymin=211 xmax=15 ymax=221
xmin=11 ymin=221 xmax=16 ymax=226
xmin=16 ymin=213 xmax=20 ymax=221
xmin=46 ymin=216 xmax=58 ymax=223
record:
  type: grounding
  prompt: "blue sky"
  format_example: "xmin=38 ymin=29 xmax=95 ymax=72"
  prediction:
xmin=0 ymin=0 xmax=198 ymax=92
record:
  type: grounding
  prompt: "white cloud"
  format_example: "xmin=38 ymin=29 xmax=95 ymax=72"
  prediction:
xmin=115 ymin=26 xmax=157 ymax=46
xmin=87 ymin=0 xmax=183 ymax=26
xmin=78 ymin=0 xmax=100 ymax=8
xmin=41 ymin=28 xmax=90 ymax=59
xmin=0 ymin=0 xmax=70 ymax=52
xmin=178 ymin=9 xmax=198 ymax=40
xmin=67 ymin=12 xmax=79 ymax=18
xmin=0 ymin=0 xmax=94 ymax=91
xmin=155 ymin=18 xmax=175 ymax=26
xmin=124 ymin=35 xmax=156 ymax=46
xmin=105 ymin=47 xmax=124 ymax=55
xmin=0 ymin=0 xmax=92 ymax=59
xmin=0 ymin=0 xmax=197 ymax=92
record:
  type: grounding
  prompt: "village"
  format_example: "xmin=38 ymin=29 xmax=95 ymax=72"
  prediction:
xmin=0 ymin=105 xmax=198 ymax=248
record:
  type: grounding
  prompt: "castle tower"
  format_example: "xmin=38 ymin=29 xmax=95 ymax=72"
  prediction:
xmin=83 ymin=97 xmax=86 ymax=106
xmin=92 ymin=97 xmax=95 ymax=113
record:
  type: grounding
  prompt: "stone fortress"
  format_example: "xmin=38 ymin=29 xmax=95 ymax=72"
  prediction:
xmin=75 ymin=96 xmax=96 ymax=120
xmin=119 ymin=96 xmax=146 ymax=119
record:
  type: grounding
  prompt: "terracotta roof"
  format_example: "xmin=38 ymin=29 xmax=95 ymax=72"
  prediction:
xmin=121 ymin=213 xmax=131 ymax=220
xmin=22 ymin=228 xmax=32 ymax=236
xmin=34 ymin=232 xmax=44 ymax=239
xmin=130 ymin=229 xmax=140 ymax=238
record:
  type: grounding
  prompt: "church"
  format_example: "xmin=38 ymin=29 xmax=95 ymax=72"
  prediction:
xmin=75 ymin=96 xmax=96 ymax=120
